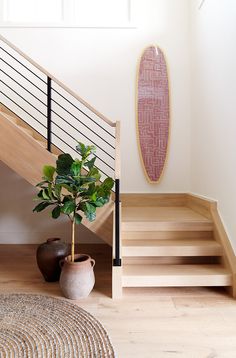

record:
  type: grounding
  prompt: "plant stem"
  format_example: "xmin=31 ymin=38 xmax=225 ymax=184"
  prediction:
xmin=71 ymin=219 xmax=75 ymax=262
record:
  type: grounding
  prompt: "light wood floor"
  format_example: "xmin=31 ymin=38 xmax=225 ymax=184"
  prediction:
xmin=1 ymin=245 xmax=236 ymax=358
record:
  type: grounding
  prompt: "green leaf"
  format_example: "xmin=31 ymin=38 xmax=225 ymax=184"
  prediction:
xmin=74 ymin=213 xmax=82 ymax=224
xmin=102 ymin=177 xmax=114 ymax=191
xmin=33 ymin=201 xmax=52 ymax=212
xmin=85 ymin=202 xmax=96 ymax=221
xmin=97 ymin=177 xmax=114 ymax=198
xmin=71 ymin=160 xmax=82 ymax=176
xmin=55 ymin=175 xmax=75 ymax=185
xmin=80 ymin=176 xmax=96 ymax=186
xmin=91 ymin=192 xmax=97 ymax=202
xmin=42 ymin=188 xmax=50 ymax=200
xmin=80 ymin=183 xmax=96 ymax=197
xmin=56 ymin=154 xmax=74 ymax=175
xmin=62 ymin=195 xmax=73 ymax=203
xmin=76 ymin=142 xmax=86 ymax=156
xmin=47 ymin=183 xmax=57 ymax=200
xmin=85 ymin=211 xmax=96 ymax=221
xmin=76 ymin=142 xmax=96 ymax=160
xmin=37 ymin=189 xmax=44 ymax=199
xmin=93 ymin=197 xmax=109 ymax=207
xmin=54 ymin=184 xmax=62 ymax=198
xmin=88 ymin=167 xmax=101 ymax=181
xmin=43 ymin=165 xmax=56 ymax=181
xmin=85 ymin=202 xmax=96 ymax=212
xmin=36 ymin=180 xmax=48 ymax=187
xmin=85 ymin=157 xmax=96 ymax=170
xmin=52 ymin=205 xmax=61 ymax=219
xmin=61 ymin=200 xmax=76 ymax=214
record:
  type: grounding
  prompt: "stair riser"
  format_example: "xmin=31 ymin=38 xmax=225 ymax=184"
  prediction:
xmin=122 ymin=246 xmax=222 ymax=257
xmin=121 ymin=194 xmax=187 ymax=207
xmin=122 ymin=222 xmax=213 ymax=232
xmin=123 ymin=257 xmax=220 ymax=265
xmin=122 ymin=276 xmax=232 ymax=287
xmin=122 ymin=231 xmax=213 ymax=240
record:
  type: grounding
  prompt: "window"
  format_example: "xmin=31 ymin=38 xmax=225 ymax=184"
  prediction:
xmin=0 ymin=0 xmax=133 ymax=28
xmin=3 ymin=0 xmax=63 ymax=23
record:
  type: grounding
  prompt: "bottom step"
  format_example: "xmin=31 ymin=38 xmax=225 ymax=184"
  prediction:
xmin=122 ymin=264 xmax=232 ymax=287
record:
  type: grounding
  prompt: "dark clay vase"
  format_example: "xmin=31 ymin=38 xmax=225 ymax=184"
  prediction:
xmin=36 ymin=238 xmax=69 ymax=282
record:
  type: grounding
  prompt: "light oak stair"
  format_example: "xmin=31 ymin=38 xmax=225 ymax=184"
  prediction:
xmin=122 ymin=239 xmax=222 ymax=257
xmin=0 ymin=105 xmax=113 ymax=246
xmin=120 ymin=200 xmax=232 ymax=291
xmin=0 ymin=104 xmax=57 ymax=152
xmin=122 ymin=265 xmax=231 ymax=287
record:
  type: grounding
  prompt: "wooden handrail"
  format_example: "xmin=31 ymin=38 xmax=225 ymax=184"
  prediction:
xmin=0 ymin=34 xmax=116 ymax=127
xmin=115 ymin=120 xmax=121 ymax=179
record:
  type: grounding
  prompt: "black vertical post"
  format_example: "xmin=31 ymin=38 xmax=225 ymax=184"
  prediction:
xmin=113 ymin=179 xmax=122 ymax=266
xmin=47 ymin=77 xmax=52 ymax=152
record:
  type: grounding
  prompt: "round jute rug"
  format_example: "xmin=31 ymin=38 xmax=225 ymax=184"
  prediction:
xmin=0 ymin=294 xmax=115 ymax=358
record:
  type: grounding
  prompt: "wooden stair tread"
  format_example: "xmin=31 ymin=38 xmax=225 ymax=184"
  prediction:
xmin=122 ymin=206 xmax=211 ymax=222
xmin=122 ymin=264 xmax=232 ymax=287
xmin=122 ymin=207 xmax=213 ymax=232
xmin=122 ymin=239 xmax=222 ymax=256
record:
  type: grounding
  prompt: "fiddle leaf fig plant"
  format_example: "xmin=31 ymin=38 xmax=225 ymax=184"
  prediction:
xmin=33 ymin=142 xmax=114 ymax=262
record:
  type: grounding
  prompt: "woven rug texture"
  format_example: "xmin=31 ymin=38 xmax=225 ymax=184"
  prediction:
xmin=0 ymin=294 xmax=115 ymax=358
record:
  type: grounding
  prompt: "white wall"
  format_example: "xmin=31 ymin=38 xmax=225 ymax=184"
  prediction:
xmin=0 ymin=0 xmax=192 ymax=243
xmin=191 ymin=0 xmax=236 ymax=250
xmin=0 ymin=0 xmax=191 ymax=193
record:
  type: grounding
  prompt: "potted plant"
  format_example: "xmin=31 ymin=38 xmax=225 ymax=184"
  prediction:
xmin=33 ymin=142 xmax=114 ymax=299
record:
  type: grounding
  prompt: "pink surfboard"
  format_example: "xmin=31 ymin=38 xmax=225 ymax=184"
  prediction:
xmin=136 ymin=46 xmax=169 ymax=183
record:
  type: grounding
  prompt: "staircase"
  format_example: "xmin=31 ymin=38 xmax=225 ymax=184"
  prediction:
xmin=0 ymin=35 xmax=235 ymax=299
xmin=0 ymin=104 xmax=56 ymax=184
xmin=0 ymin=34 xmax=118 ymax=248
xmin=118 ymin=194 xmax=232 ymax=294
xmin=0 ymin=104 xmax=114 ymax=246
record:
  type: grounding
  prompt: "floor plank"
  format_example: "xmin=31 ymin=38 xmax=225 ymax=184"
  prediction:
xmin=0 ymin=244 xmax=236 ymax=358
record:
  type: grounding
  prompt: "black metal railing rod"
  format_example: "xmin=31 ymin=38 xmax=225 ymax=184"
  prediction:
xmin=1 ymin=79 xmax=47 ymax=118
xmin=51 ymin=110 xmax=115 ymax=161
xmin=52 ymin=98 xmax=115 ymax=150
xmin=0 ymin=58 xmax=47 ymax=96
xmin=0 ymin=91 xmax=47 ymax=129
xmin=52 ymin=87 xmax=115 ymax=139
xmin=113 ymin=179 xmax=121 ymax=266
xmin=47 ymin=77 xmax=52 ymax=152
xmin=51 ymin=131 xmax=113 ymax=178
xmin=0 ymin=46 xmax=47 ymax=84
xmin=0 ymin=101 xmax=47 ymax=139
xmin=51 ymin=121 xmax=114 ymax=171
xmin=0 ymin=69 xmax=47 ymax=107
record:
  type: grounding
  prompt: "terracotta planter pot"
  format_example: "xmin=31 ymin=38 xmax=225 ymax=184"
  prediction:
xmin=36 ymin=238 xmax=69 ymax=282
xmin=59 ymin=254 xmax=95 ymax=299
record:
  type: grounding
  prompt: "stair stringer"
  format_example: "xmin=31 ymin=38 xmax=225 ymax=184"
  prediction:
xmin=112 ymin=193 xmax=234 ymax=299
xmin=186 ymin=193 xmax=236 ymax=297
xmin=0 ymin=109 xmax=56 ymax=186
xmin=0 ymin=109 xmax=113 ymax=246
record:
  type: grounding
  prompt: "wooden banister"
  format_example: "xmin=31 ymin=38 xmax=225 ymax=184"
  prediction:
xmin=115 ymin=120 xmax=121 ymax=180
xmin=0 ymin=34 xmax=115 ymax=127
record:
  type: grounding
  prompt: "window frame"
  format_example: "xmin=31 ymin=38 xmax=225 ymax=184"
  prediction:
xmin=0 ymin=0 xmax=135 ymax=28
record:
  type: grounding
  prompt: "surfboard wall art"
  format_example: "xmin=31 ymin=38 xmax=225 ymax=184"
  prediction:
xmin=136 ymin=46 xmax=170 ymax=183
